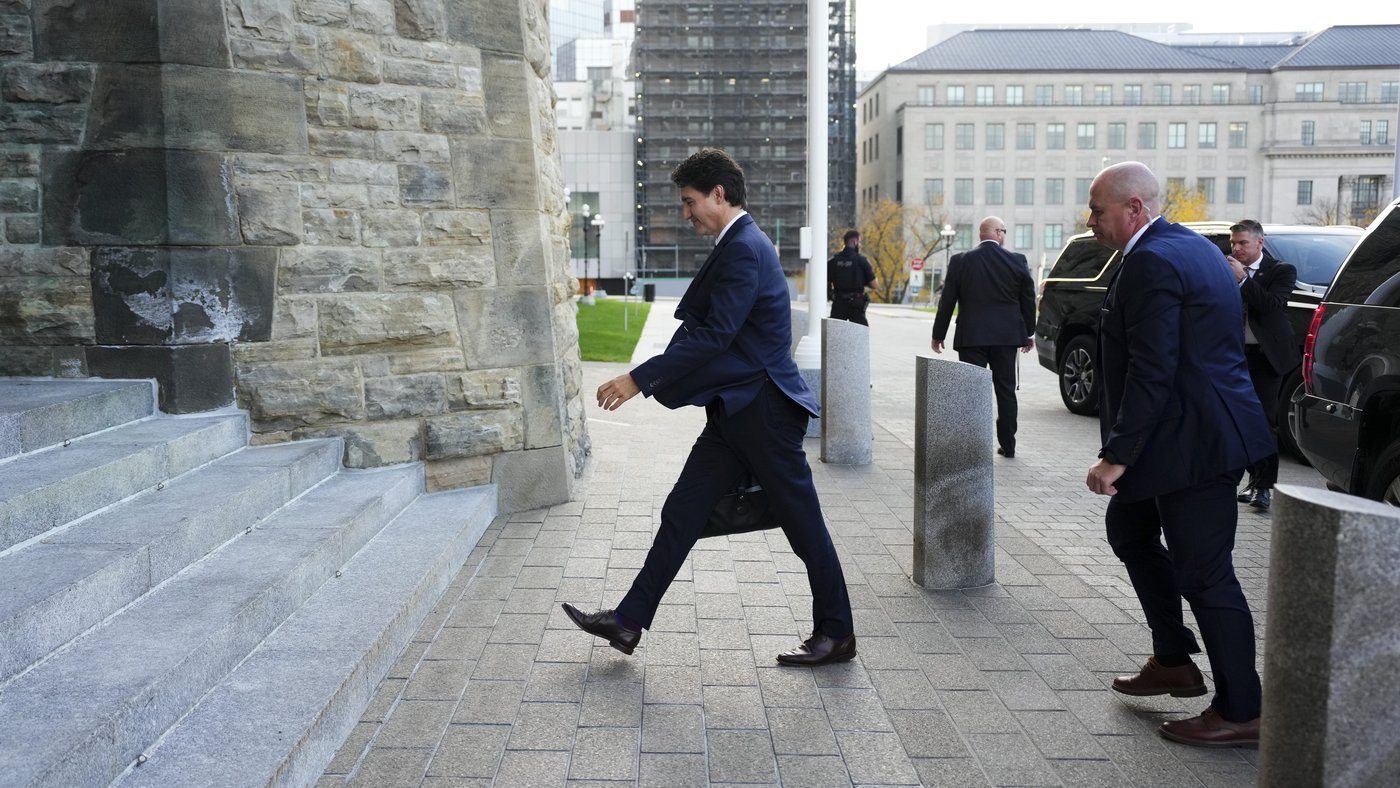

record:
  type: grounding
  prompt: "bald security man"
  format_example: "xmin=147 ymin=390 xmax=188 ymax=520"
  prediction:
xmin=930 ymin=216 xmax=1036 ymax=458
xmin=1084 ymin=162 xmax=1274 ymax=748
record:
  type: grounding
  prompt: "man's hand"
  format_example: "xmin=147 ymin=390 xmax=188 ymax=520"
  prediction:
xmin=596 ymin=373 xmax=641 ymax=411
xmin=1085 ymin=459 xmax=1127 ymax=496
xmin=1225 ymin=255 xmax=1247 ymax=283
xmin=931 ymin=339 xmax=944 ymax=354
xmin=1021 ymin=338 xmax=1034 ymax=354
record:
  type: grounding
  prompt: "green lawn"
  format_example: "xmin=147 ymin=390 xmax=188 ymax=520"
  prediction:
xmin=576 ymin=298 xmax=652 ymax=362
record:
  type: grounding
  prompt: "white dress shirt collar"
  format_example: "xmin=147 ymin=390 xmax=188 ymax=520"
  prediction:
xmin=1123 ymin=216 xmax=1163 ymax=257
xmin=716 ymin=210 xmax=748 ymax=245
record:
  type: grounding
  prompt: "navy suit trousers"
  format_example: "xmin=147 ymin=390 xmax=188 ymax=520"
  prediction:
xmin=957 ymin=345 xmax=1018 ymax=453
xmin=618 ymin=380 xmax=854 ymax=639
xmin=1105 ymin=471 xmax=1262 ymax=723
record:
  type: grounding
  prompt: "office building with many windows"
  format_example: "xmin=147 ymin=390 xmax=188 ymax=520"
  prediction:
xmin=857 ymin=25 xmax=1400 ymax=272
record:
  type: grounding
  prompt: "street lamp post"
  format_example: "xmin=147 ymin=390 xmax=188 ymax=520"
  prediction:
xmin=590 ymin=213 xmax=606 ymax=302
xmin=580 ymin=203 xmax=593 ymax=304
xmin=938 ymin=223 xmax=955 ymax=297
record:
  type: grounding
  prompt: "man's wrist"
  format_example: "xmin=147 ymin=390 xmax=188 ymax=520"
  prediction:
xmin=1098 ymin=449 xmax=1123 ymax=466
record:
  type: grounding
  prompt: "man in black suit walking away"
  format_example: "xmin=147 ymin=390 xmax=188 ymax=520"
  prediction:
xmin=828 ymin=230 xmax=878 ymax=325
xmin=1226 ymin=219 xmax=1297 ymax=513
xmin=930 ymin=216 xmax=1036 ymax=458
xmin=1084 ymin=162 xmax=1274 ymax=748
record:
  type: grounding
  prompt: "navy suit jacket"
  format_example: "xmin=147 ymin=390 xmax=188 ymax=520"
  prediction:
xmin=1097 ymin=218 xmax=1274 ymax=502
xmin=631 ymin=214 xmax=819 ymax=417
xmin=931 ymin=241 xmax=1036 ymax=349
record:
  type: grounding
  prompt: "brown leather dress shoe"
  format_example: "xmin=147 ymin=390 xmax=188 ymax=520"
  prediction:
xmin=1159 ymin=707 xmax=1260 ymax=748
xmin=561 ymin=603 xmax=641 ymax=655
xmin=1111 ymin=656 xmax=1207 ymax=697
xmin=776 ymin=633 xmax=857 ymax=666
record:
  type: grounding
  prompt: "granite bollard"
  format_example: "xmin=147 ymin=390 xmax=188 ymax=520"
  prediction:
xmin=1258 ymin=485 xmax=1400 ymax=787
xmin=913 ymin=355 xmax=994 ymax=588
xmin=820 ymin=317 xmax=871 ymax=465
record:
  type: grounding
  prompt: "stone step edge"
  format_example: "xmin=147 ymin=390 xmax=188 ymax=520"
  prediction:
xmin=113 ymin=486 xmax=499 ymax=788
xmin=0 ymin=466 xmax=426 ymax=788
xmin=0 ymin=412 xmax=251 ymax=560
xmin=0 ymin=438 xmax=345 ymax=686
xmin=0 ymin=378 xmax=157 ymax=464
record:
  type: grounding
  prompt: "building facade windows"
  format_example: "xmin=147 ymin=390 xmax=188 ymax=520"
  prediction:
xmin=1297 ymin=180 xmax=1313 ymax=205
xmin=1006 ymin=85 xmax=1024 ymax=105
xmin=1382 ymin=81 xmax=1399 ymax=103
xmin=1301 ymin=120 xmax=1315 ymax=145
xmin=986 ymin=122 xmax=1005 ymax=150
xmin=1077 ymin=122 xmax=1096 ymax=149
xmin=1014 ymin=224 xmax=1033 ymax=249
xmin=1228 ymin=122 xmax=1247 ymax=148
xmin=947 ymin=85 xmax=964 ymax=105
xmin=986 ymin=178 xmax=1004 ymax=204
xmin=1198 ymin=122 xmax=1216 ymax=148
xmin=1108 ymin=122 xmax=1126 ymax=149
xmin=1076 ymin=177 xmax=1092 ymax=204
xmin=1228 ymin=177 xmax=1246 ymax=203
xmin=1379 ymin=120 xmax=1391 ymax=145
xmin=1212 ymin=84 xmax=1230 ymax=104
xmin=925 ymin=178 xmax=944 ymax=205
xmin=1046 ymin=178 xmax=1065 ymax=204
xmin=954 ymin=223 xmax=973 ymax=249
xmin=1361 ymin=120 xmax=1372 ymax=145
xmin=1296 ymin=82 xmax=1324 ymax=102
xmin=1138 ymin=122 xmax=1157 ymax=149
xmin=1044 ymin=224 xmax=1063 ymax=250
xmin=925 ymin=122 xmax=943 ymax=150
xmin=1015 ymin=178 xmax=1034 ymax=205
xmin=955 ymin=123 xmax=974 ymax=149
xmin=954 ymin=178 xmax=973 ymax=204
xmin=1065 ymin=85 xmax=1082 ymax=105
xmin=1183 ymin=84 xmax=1201 ymax=104
xmin=1197 ymin=177 xmax=1215 ymax=203
xmin=1035 ymin=84 xmax=1053 ymax=105
xmin=1095 ymin=84 xmax=1112 ymax=105
xmin=1339 ymin=82 xmax=1367 ymax=103
xmin=976 ymin=85 xmax=994 ymax=105
xmin=1124 ymin=84 xmax=1142 ymax=105
xmin=1016 ymin=123 xmax=1035 ymax=149
xmin=918 ymin=85 xmax=935 ymax=104
xmin=1168 ymin=122 xmax=1187 ymax=148
xmin=1249 ymin=85 xmax=1264 ymax=104
xmin=1154 ymin=84 xmax=1171 ymax=105
xmin=1046 ymin=123 xmax=1065 ymax=149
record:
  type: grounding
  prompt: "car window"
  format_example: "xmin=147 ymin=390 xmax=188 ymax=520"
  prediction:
xmin=1265 ymin=234 xmax=1363 ymax=287
xmin=1048 ymin=239 xmax=1114 ymax=280
xmin=1328 ymin=209 xmax=1400 ymax=305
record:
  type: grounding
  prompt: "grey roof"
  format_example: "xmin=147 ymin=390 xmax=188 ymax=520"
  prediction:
xmin=1274 ymin=25 xmax=1400 ymax=69
xmin=1180 ymin=45 xmax=1295 ymax=71
xmin=890 ymin=25 xmax=1400 ymax=74
xmin=892 ymin=29 xmax=1254 ymax=72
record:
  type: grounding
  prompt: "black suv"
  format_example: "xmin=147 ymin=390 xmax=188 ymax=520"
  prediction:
xmin=1035 ymin=222 xmax=1364 ymax=458
xmin=1294 ymin=198 xmax=1400 ymax=504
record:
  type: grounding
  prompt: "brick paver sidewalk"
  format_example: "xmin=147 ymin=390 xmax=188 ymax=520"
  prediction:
xmin=322 ymin=304 xmax=1319 ymax=786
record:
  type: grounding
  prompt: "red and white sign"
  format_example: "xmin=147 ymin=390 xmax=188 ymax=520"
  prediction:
xmin=910 ymin=258 xmax=925 ymax=271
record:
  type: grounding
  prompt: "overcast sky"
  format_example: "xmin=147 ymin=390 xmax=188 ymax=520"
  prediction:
xmin=854 ymin=5 xmax=1400 ymax=78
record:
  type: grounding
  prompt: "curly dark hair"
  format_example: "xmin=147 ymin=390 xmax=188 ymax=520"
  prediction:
xmin=670 ymin=148 xmax=746 ymax=207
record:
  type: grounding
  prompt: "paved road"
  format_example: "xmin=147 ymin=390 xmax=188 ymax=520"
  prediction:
xmin=322 ymin=302 xmax=1319 ymax=786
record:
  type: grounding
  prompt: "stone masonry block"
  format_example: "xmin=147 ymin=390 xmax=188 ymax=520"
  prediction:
xmin=318 ymin=292 xmax=459 ymax=354
xmin=0 ymin=103 xmax=86 ymax=144
xmin=238 ymin=357 xmax=365 ymax=430
xmin=482 ymin=55 xmax=531 ymax=140
xmin=162 ymin=66 xmax=309 ymax=153
xmin=445 ymin=0 xmax=523 ymax=55
xmin=521 ymin=363 xmax=563 ymax=449
xmin=298 ymin=0 xmax=350 ymax=26
xmin=86 ymin=343 xmax=233 ymax=413
xmin=348 ymin=84 xmax=420 ymax=130
xmin=228 ymin=0 xmax=296 ymax=41
xmin=35 ymin=0 xmax=229 ymax=66
xmin=424 ymin=409 xmax=523 ymax=460
xmin=451 ymin=138 xmax=539 ymax=209
xmin=294 ymin=419 xmax=422 ymax=467
xmin=420 ymin=90 xmax=486 ymax=135
xmin=821 ymin=318 xmax=872 ymax=465
xmin=454 ymin=286 xmax=554 ymax=369
xmin=383 ymin=247 xmax=494 ymax=289
xmin=447 ymin=369 xmax=521 ymax=410
xmin=394 ymin=0 xmax=447 ymax=41
xmin=306 ymin=82 xmax=350 ymax=127
xmin=421 ymin=209 xmax=490 ymax=246
xmin=386 ymin=348 xmax=465 ymax=375
xmin=236 ymin=180 xmax=303 ymax=246
xmin=278 ymin=247 xmax=382 ymax=293
xmin=425 ymin=456 xmax=490 ymax=492
xmin=303 ymin=208 xmax=362 ymax=246
xmin=0 ymin=63 xmax=94 ymax=103
xmin=492 ymin=445 xmax=571 ymax=513
xmin=350 ymin=0 xmax=395 ymax=36
xmin=0 ymin=179 xmax=37 ymax=212
xmin=0 ymin=12 xmax=32 ymax=59
xmin=0 ymin=150 xmax=39 ymax=178
xmin=399 ymin=163 xmax=453 ymax=206
xmin=384 ymin=58 xmax=456 ymax=88
xmin=6 ymin=215 xmax=40 ymax=244
xmin=0 ymin=276 xmax=93 ymax=345
xmin=364 ymin=373 xmax=447 ymax=420
xmin=319 ymin=29 xmax=383 ymax=84
xmin=228 ymin=30 xmax=318 ymax=74
xmin=376 ymin=131 xmax=451 ymax=162
xmin=361 ymin=210 xmax=422 ymax=247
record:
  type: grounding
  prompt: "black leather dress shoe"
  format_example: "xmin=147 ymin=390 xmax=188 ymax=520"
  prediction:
xmin=776 ymin=633 xmax=857 ymax=666
xmin=561 ymin=603 xmax=641 ymax=655
xmin=997 ymin=447 xmax=1015 ymax=458
xmin=1236 ymin=483 xmax=1255 ymax=503
xmin=1249 ymin=489 xmax=1271 ymax=512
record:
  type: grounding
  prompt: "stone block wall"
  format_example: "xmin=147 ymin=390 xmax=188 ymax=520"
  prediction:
xmin=0 ymin=0 xmax=587 ymax=510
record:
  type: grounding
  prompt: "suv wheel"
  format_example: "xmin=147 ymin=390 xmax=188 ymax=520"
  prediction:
xmin=1277 ymin=372 xmax=1309 ymax=465
xmin=1367 ymin=440 xmax=1400 ymax=506
xmin=1058 ymin=335 xmax=1099 ymax=416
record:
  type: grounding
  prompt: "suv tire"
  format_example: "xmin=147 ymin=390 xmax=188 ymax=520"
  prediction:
xmin=1058 ymin=335 xmax=1099 ymax=416
xmin=1366 ymin=439 xmax=1400 ymax=506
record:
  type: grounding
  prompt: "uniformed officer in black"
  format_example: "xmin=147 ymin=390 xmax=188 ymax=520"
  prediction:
xmin=828 ymin=230 xmax=878 ymax=325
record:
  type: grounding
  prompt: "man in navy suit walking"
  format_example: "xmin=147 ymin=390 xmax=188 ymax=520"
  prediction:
xmin=563 ymin=148 xmax=856 ymax=667
xmin=930 ymin=216 xmax=1036 ymax=457
xmin=1084 ymin=162 xmax=1274 ymax=748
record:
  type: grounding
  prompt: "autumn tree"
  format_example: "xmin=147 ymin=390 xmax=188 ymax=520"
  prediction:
xmin=1296 ymin=197 xmax=1379 ymax=228
xmin=1162 ymin=181 xmax=1210 ymax=222
xmin=850 ymin=198 xmax=958 ymax=304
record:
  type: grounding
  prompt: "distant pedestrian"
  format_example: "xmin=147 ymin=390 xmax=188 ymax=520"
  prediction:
xmin=929 ymin=216 xmax=1035 ymax=458
xmin=828 ymin=230 xmax=878 ymax=325
xmin=562 ymin=148 xmax=857 ymax=667
xmin=1084 ymin=162 xmax=1273 ymax=748
xmin=1226 ymin=219 xmax=1297 ymax=513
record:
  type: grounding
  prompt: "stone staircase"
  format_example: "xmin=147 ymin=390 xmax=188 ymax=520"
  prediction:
xmin=0 ymin=378 xmax=498 ymax=788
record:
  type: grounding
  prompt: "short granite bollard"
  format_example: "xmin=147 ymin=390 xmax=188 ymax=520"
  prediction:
xmin=820 ymin=317 xmax=871 ymax=465
xmin=913 ymin=355 xmax=994 ymax=589
xmin=799 ymin=367 xmax=821 ymax=438
xmin=1258 ymin=486 xmax=1400 ymax=787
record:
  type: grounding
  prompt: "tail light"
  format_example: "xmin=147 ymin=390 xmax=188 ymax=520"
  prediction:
xmin=1302 ymin=303 xmax=1327 ymax=395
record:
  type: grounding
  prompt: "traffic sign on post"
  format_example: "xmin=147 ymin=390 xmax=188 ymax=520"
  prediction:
xmin=910 ymin=258 xmax=924 ymax=271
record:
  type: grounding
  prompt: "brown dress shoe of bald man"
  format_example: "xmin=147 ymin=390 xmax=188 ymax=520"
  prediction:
xmin=1112 ymin=656 xmax=1207 ymax=697
xmin=1159 ymin=707 xmax=1260 ymax=748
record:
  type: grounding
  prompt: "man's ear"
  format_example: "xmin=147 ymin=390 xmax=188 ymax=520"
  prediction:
xmin=711 ymin=185 xmax=726 ymax=205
